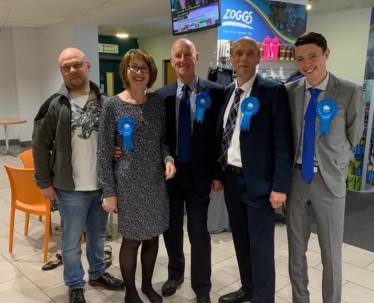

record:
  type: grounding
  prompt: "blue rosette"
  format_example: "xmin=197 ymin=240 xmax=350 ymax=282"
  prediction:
xmin=240 ymin=97 xmax=260 ymax=131
xmin=117 ymin=117 xmax=135 ymax=150
xmin=316 ymin=99 xmax=338 ymax=135
xmin=194 ymin=92 xmax=211 ymax=123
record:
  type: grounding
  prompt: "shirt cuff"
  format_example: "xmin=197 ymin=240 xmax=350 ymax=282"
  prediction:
xmin=164 ymin=156 xmax=174 ymax=164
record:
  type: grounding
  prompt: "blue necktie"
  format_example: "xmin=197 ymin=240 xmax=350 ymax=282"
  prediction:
xmin=218 ymin=87 xmax=243 ymax=170
xmin=178 ymin=85 xmax=191 ymax=162
xmin=302 ymin=88 xmax=322 ymax=182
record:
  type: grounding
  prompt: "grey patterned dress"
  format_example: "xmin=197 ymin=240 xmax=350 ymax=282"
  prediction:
xmin=97 ymin=93 xmax=170 ymax=240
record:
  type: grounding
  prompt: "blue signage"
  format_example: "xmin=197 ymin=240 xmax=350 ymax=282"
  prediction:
xmin=218 ymin=0 xmax=307 ymax=44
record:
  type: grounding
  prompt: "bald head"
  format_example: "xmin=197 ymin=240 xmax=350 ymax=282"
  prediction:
xmin=171 ymin=38 xmax=197 ymax=57
xmin=58 ymin=47 xmax=86 ymax=65
xmin=231 ymin=37 xmax=260 ymax=56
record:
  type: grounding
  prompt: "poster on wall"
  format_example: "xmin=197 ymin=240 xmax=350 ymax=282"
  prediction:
xmin=218 ymin=0 xmax=306 ymax=44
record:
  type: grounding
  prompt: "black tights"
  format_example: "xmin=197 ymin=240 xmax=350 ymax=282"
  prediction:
xmin=119 ymin=236 xmax=162 ymax=303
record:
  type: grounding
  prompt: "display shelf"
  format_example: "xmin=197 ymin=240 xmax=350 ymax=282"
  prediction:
xmin=350 ymin=79 xmax=374 ymax=192
xmin=257 ymin=60 xmax=298 ymax=82
xmin=363 ymin=183 xmax=374 ymax=192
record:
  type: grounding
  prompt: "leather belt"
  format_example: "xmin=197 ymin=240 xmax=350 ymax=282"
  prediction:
xmin=227 ymin=165 xmax=243 ymax=173
xmin=295 ymin=163 xmax=319 ymax=173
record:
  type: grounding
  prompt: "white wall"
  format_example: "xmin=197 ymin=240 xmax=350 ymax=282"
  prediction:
xmin=187 ymin=28 xmax=219 ymax=81
xmin=38 ymin=22 xmax=78 ymax=101
xmin=139 ymin=28 xmax=218 ymax=90
xmin=11 ymin=28 xmax=41 ymax=142
xmin=73 ymin=24 xmax=100 ymax=86
xmin=307 ymin=8 xmax=371 ymax=85
xmin=0 ymin=29 xmax=19 ymax=140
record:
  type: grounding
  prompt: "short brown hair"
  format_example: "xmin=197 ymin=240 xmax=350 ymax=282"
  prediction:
xmin=295 ymin=32 xmax=328 ymax=53
xmin=119 ymin=49 xmax=158 ymax=89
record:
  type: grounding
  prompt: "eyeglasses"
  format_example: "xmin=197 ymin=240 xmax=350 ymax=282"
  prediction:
xmin=128 ymin=65 xmax=150 ymax=74
xmin=60 ymin=61 xmax=88 ymax=73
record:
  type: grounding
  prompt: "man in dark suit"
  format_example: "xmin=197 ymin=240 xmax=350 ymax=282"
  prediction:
xmin=155 ymin=38 xmax=224 ymax=303
xmin=285 ymin=32 xmax=364 ymax=303
xmin=217 ymin=37 xmax=294 ymax=303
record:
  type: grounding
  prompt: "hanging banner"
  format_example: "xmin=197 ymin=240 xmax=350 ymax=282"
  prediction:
xmin=218 ymin=0 xmax=307 ymax=44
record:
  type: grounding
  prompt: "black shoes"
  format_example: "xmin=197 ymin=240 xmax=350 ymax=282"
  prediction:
xmin=69 ymin=288 xmax=86 ymax=303
xmin=88 ymin=272 xmax=124 ymax=290
xmin=124 ymin=291 xmax=145 ymax=303
xmin=42 ymin=248 xmax=112 ymax=271
xmin=68 ymin=270 xmax=122 ymax=302
xmin=197 ymin=296 xmax=211 ymax=303
xmin=161 ymin=277 xmax=184 ymax=296
xmin=141 ymin=286 xmax=162 ymax=303
xmin=42 ymin=253 xmax=63 ymax=271
xmin=218 ymin=288 xmax=252 ymax=303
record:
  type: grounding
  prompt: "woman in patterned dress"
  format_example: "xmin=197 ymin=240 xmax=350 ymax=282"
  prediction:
xmin=97 ymin=49 xmax=176 ymax=303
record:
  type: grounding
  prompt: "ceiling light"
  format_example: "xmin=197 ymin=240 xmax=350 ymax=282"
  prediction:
xmin=306 ymin=4 xmax=312 ymax=10
xmin=116 ymin=33 xmax=129 ymax=38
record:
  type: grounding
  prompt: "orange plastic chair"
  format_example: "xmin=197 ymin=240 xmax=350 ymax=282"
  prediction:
xmin=19 ymin=149 xmax=34 ymax=169
xmin=19 ymin=149 xmax=43 ymax=222
xmin=4 ymin=163 xmax=51 ymax=262
xmin=18 ymin=149 xmax=86 ymax=244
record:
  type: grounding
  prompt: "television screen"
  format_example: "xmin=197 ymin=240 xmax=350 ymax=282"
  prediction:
xmin=171 ymin=0 xmax=221 ymax=35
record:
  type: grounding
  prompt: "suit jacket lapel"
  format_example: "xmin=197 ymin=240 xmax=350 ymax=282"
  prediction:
xmin=250 ymin=74 xmax=263 ymax=100
xmin=217 ymin=84 xmax=235 ymax=136
xmin=324 ymin=74 xmax=339 ymax=100
xmin=192 ymin=78 xmax=206 ymax=135
xmin=316 ymin=74 xmax=339 ymax=138
xmin=197 ymin=77 xmax=208 ymax=94
xmin=219 ymin=75 xmax=262 ymax=135
xmin=170 ymin=81 xmax=178 ymax=127
xmin=295 ymin=79 xmax=306 ymax=149
xmin=167 ymin=82 xmax=178 ymax=151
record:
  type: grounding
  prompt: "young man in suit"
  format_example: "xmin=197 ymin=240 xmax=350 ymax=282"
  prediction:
xmin=217 ymin=37 xmax=294 ymax=303
xmin=155 ymin=38 xmax=224 ymax=303
xmin=285 ymin=32 xmax=365 ymax=303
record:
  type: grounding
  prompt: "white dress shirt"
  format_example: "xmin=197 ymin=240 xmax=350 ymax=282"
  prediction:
xmin=223 ymin=74 xmax=256 ymax=167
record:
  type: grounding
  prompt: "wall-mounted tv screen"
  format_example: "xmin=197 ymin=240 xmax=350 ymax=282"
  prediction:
xmin=171 ymin=0 xmax=221 ymax=35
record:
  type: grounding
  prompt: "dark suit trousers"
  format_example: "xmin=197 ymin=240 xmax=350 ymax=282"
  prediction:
xmin=163 ymin=161 xmax=212 ymax=297
xmin=224 ymin=170 xmax=275 ymax=303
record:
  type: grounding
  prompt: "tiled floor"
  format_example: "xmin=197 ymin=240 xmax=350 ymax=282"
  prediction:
xmin=0 ymin=149 xmax=374 ymax=303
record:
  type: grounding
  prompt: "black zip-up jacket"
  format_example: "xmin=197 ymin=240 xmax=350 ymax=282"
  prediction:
xmin=32 ymin=81 xmax=107 ymax=190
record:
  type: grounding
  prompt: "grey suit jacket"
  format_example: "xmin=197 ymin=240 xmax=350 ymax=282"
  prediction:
xmin=286 ymin=73 xmax=365 ymax=198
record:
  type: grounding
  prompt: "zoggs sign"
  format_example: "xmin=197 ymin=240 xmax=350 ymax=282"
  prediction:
xmin=218 ymin=0 xmax=267 ymax=41
xmin=222 ymin=8 xmax=254 ymax=29
xmin=218 ymin=0 xmax=306 ymax=43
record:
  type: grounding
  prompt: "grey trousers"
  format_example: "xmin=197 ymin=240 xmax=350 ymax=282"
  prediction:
xmin=286 ymin=168 xmax=345 ymax=303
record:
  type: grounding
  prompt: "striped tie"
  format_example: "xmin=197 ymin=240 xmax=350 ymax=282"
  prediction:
xmin=219 ymin=87 xmax=244 ymax=170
